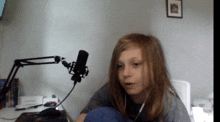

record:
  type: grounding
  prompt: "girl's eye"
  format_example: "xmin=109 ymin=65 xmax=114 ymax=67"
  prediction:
xmin=133 ymin=63 xmax=141 ymax=67
xmin=117 ymin=64 xmax=123 ymax=68
xmin=134 ymin=63 xmax=139 ymax=66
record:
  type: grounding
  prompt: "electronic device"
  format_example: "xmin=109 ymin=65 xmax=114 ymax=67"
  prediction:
xmin=44 ymin=101 xmax=57 ymax=107
xmin=38 ymin=108 xmax=61 ymax=117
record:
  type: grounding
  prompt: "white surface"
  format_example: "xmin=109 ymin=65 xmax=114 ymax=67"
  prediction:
xmin=16 ymin=96 xmax=58 ymax=109
xmin=172 ymin=80 xmax=191 ymax=114
xmin=18 ymin=96 xmax=43 ymax=106
xmin=192 ymin=107 xmax=213 ymax=122
xmin=207 ymin=92 xmax=213 ymax=99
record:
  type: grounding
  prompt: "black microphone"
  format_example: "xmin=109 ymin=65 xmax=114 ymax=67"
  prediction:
xmin=74 ymin=50 xmax=89 ymax=75
xmin=62 ymin=50 xmax=89 ymax=83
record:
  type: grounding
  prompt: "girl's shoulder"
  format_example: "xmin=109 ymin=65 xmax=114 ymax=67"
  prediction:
xmin=162 ymin=90 xmax=191 ymax=122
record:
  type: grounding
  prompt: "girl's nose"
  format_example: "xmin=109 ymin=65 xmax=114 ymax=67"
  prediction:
xmin=122 ymin=65 xmax=132 ymax=78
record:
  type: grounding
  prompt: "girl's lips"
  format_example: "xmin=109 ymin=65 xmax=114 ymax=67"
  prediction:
xmin=124 ymin=83 xmax=135 ymax=88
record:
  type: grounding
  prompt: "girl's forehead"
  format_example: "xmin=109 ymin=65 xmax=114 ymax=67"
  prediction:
xmin=118 ymin=47 xmax=143 ymax=62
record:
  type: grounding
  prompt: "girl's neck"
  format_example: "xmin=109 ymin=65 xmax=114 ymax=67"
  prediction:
xmin=130 ymin=90 xmax=149 ymax=104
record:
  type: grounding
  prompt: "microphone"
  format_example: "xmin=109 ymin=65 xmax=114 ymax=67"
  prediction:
xmin=62 ymin=50 xmax=89 ymax=83
xmin=74 ymin=50 xmax=89 ymax=75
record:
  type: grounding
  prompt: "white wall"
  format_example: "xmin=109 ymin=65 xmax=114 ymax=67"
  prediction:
xmin=0 ymin=0 xmax=213 ymax=121
xmin=147 ymin=0 xmax=213 ymax=100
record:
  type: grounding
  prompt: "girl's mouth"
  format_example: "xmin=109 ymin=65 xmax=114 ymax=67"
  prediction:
xmin=125 ymin=83 xmax=135 ymax=88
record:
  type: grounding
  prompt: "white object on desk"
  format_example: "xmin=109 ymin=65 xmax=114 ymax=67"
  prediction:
xmin=43 ymin=97 xmax=58 ymax=104
xmin=17 ymin=96 xmax=43 ymax=107
xmin=16 ymin=96 xmax=58 ymax=109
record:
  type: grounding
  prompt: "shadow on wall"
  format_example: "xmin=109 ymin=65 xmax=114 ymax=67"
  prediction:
xmin=0 ymin=0 xmax=48 ymax=95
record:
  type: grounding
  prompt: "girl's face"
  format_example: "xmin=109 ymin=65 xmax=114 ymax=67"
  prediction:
xmin=117 ymin=46 xmax=149 ymax=97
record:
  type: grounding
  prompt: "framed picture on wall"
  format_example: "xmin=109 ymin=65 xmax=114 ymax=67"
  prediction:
xmin=166 ymin=0 xmax=183 ymax=18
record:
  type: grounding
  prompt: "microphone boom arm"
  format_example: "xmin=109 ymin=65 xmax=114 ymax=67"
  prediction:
xmin=0 ymin=56 xmax=63 ymax=102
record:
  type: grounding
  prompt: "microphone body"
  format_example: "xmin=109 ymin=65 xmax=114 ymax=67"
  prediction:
xmin=62 ymin=50 xmax=89 ymax=83
xmin=74 ymin=50 xmax=89 ymax=75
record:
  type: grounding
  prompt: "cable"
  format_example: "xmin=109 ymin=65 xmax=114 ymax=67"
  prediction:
xmin=0 ymin=117 xmax=18 ymax=120
xmin=55 ymin=81 xmax=77 ymax=108
xmin=134 ymin=102 xmax=146 ymax=121
xmin=15 ymin=104 xmax=43 ymax=111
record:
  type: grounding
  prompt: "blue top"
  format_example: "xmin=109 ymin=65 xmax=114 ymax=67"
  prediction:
xmin=81 ymin=83 xmax=191 ymax=122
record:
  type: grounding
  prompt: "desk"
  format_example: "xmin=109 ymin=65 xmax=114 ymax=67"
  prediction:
xmin=0 ymin=105 xmax=69 ymax=122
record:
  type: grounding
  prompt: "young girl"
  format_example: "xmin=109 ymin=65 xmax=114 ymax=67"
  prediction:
xmin=76 ymin=33 xmax=191 ymax=122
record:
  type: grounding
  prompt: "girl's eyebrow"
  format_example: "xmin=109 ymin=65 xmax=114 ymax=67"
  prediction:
xmin=118 ymin=57 xmax=142 ymax=63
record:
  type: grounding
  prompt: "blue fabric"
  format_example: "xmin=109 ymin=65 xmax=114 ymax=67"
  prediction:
xmin=84 ymin=107 xmax=134 ymax=122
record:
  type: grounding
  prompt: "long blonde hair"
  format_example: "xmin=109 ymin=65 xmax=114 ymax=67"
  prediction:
xmin=108 ymin=33 xmax=177 ymax=121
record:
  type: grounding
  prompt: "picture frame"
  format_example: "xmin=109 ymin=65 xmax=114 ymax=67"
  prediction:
xmin=166 ymin=0 xmax=183 ymax=18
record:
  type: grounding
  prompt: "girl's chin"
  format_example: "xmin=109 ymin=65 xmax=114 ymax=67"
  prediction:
xmin=125 ymin=87 xmax=148 ymax=97
xmin=125 ymin=89 xmax=140 ymax=96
